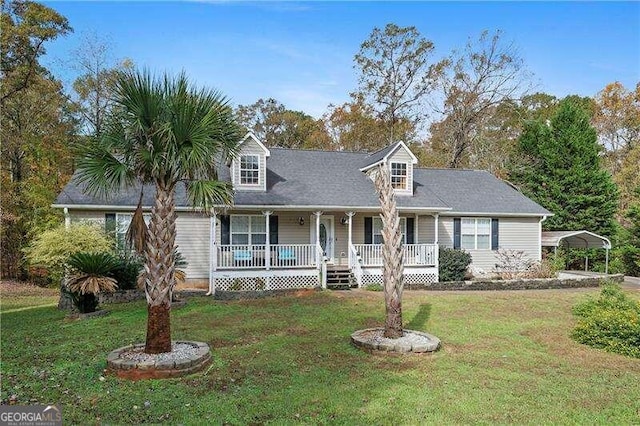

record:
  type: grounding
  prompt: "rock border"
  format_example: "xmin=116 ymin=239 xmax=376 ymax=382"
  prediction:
xmin=106 ymin=340 xmax=211 ymax=380
xmin=65 ymin=309 xmax=110 ymax=320
xmin=351 ymin=328 xmax=441 ymax=354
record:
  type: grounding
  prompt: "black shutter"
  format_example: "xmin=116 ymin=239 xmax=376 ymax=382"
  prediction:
xmin=406 ymin=217 xmax=415 ymax=244
xmin=105 ymin=213 xmax=116 ymax=238
xmin=220 ymin=215 xmax=230 ymax=245
xmin=364 ymin=217 xmax=373 ymax=244
xmin=491 ymin=218 xmax=499 ymax=250
xmin=269 ymin=215 xmax=278 ymax=244
xmin=453 ymin=218 xmax=461 ymax=249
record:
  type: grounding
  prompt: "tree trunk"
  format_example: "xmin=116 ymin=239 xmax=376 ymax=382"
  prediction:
xmin=144 ymin=182 xmax=176 ymax=354
xmin=371 ymin=164 xmax=404 ymax=338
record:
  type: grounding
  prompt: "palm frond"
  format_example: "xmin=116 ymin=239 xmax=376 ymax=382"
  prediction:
xmin=185 ymin=180 xmax=235 ymax=210
xmin=125 ymin=189 xmax=148 ymax=255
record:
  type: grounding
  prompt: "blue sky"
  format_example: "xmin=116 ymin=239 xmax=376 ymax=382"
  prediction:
xmin=43 ymin=1 xmax=639 ymax=118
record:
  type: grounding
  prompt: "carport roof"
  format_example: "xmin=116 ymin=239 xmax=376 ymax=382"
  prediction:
xmin=541 ymin=231 xmax=612 ymax=249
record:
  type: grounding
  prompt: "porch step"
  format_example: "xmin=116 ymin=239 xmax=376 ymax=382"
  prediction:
xmin=326 ymin=267 xmax=356 ymax=290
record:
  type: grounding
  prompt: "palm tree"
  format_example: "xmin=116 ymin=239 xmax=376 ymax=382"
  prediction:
xmin=76 ymin=69 xmax=241 ymax=353
xmin=367 ymin=164 xmax=404 ymax=338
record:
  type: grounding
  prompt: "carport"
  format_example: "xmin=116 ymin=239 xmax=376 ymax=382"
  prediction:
xmin=541 ymin=230 xmax=612 ymax=274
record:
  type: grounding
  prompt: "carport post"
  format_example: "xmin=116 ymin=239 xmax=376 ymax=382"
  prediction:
xmin=605 ymin=248 xmax=609 ymax=275
xmin=585 ymin=255 xmax=588 ymax=272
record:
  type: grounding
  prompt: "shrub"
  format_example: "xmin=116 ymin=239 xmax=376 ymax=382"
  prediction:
xmin=66 ymin=252 xmax=120 ymax=313
xmin=365 ymin=283 xmax=383 ymax=291
xmin=494 ymin=249 xmax=534 ymax=279
xmin=24 ymin=223 xmax=113 ymax=285
xmin=439 ymin=247 xmax=472 ymax=282
xmin=111 ymin=253 xmax=143 ymax=290
xmin=571 ymin=283 xmax=640 ymax=358
xmin=524 ymin=259 xmax=557 ymax=279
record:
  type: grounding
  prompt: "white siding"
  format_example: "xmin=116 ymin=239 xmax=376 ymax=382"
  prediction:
xmin=175 ymin=212 xmax=210 ymax=279
xmin=232 ymin=138 xmax=267 ymax=191
xmin=438 ymin=216 xmax=541 ymax=273
xmin=417 ymin=215 xmax=436 ymax=243
xmin=388 ymin=147 xmax=414 ymax=196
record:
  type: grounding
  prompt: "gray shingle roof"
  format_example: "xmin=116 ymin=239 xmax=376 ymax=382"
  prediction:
xmin=54 ymin=147 xmax=550 ymax=216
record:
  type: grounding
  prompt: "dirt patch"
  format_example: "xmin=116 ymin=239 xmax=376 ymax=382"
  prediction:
xmin=0 ymin=280 xmax=58 ymax=297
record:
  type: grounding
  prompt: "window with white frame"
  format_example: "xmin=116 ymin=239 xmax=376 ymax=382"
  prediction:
xmin=373 ymin=217 xmax=407 ymax=244
xmin=390 ymin=162 xmax=408 ymax=190
xmin=239 ymin=155 xmax=259 ymax=185
xmin=230 ymin=215 xmax=267 ymax=245
xmin=461 ymin=218 xmax=491 ymax=250
xmin=115 ymin=213 xmax=151 ymax=250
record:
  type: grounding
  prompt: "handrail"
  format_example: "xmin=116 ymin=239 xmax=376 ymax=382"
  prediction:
xmin=349 ymin=244 xmax=363 ymax=287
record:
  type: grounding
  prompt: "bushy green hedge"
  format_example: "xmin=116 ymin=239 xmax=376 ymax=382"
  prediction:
xmin=439 ymin=247 xmax=472 ymax=282
xmin=24 ymin=223 xmax=113 ymax=285
xmin=111 ymin=253 xmax=143 ymax=290
xmin=571 ymin=283 xmax=640 ymax=358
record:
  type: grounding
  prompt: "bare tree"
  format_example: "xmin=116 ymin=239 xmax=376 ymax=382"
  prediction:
xmin=432 ymin=30 xmax=530 ymax=168
xmin=354 ymin=23 xmax=443 ymax=143
xmin=70 ymin=32 xmax=132 ymax=137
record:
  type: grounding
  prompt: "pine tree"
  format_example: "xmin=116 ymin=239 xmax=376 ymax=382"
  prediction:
xmin=511 ymin=98 xmax=619 ymax=238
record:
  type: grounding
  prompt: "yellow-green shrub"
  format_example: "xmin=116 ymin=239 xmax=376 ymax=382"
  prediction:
xmin=24 ymin=223 xmax=113 ymax=285
xmin=572 ymin=283 xmax=640 ymax=358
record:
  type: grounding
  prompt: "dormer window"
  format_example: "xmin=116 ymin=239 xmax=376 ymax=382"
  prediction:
xmin=390 ymin=162 xmax=408 ymax=190
xmin=240 ymin=155 xmax=259 ymax=185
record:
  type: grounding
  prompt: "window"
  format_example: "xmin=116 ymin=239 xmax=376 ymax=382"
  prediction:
xmin=115 ymin=213 xmax=150 ymax=250
xmin=390 ymin=162 xmax=408 ymax=190
xmin=461 ymin=218 xmax=491 ymax=250
xmin=372 ymin=217 xmax=407 ymax=244
xmin=230 ymin=215 xmax=266 ymax=245
xmin=239 ymin=155 xmax=259 ymax=185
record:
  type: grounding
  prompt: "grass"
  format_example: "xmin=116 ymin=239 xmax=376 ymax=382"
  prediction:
xmin=1 ymin=283 xmax=640 ymax=424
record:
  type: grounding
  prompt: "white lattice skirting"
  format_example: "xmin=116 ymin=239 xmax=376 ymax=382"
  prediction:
xmin=361 ymin=269 xmax=439 ymax=286
xmin=213 ymin=270 xmax=320 ymax=291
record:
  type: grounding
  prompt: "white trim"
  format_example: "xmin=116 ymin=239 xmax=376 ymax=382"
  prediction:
xmin=359 ymin=141 xmax=418 ymax=172
xmin=461 ymin=217 xmax=491 ymax=251
xmin=390 ymin=161 xmax=410 ymax=192
xmin=310 ymin=215 xmax=335 ymax=263
xmin=53 ymin=204 xmax=453 ymax=212
xmin=439 ymin=212 xmax=551 ymax=218
xmin=230 ymin=214 xmax=267 ymax=245
xmin=240 ymin=132 xmax=270 ymax=157
xmin=238 ymin=154 xmax=261 ymax=186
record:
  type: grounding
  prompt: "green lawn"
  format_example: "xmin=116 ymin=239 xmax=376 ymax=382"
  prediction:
xmin=2 ymin=284 xmax=640 ymax=424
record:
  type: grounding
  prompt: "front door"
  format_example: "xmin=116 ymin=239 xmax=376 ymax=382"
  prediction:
xmin=311 ymin=216 xmax=335 ymax=263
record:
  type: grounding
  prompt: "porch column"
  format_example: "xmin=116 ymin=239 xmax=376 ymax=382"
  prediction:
xmin=346 ymin=211 xmax=355 ymax=266
xmin=263 ymin=211 xmax=272 ymax=270
xmin=64 ymin=207 xmax=70 ymax=229
xmin=209 ymin=211 xmax=218 ymax=295
xmin=433 ymin=213 xmax=439 ymax=245
xmin=313 ymin=211 xmax=323 ymax=267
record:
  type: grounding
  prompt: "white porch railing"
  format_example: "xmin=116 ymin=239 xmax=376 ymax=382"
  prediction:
xmin=217 ymin=244 xmax=318 ymax=269
xmin=352 ymin=243 xmax=438 ymax=267
xmin=349 ymin=244 xmax=363 ymax=287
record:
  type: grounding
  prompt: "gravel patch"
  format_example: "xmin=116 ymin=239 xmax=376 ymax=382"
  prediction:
xmin=119 ymin=343 xmax=199 ymax=363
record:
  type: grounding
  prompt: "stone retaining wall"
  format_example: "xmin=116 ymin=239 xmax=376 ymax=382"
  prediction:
xmin=58 ymin=288 xmax=207 ymax=310
xmin=403 ymin=274 xmax=624 ymax=291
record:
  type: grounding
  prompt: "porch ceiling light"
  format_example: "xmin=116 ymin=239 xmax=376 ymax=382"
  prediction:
xmin=298 ymin=217 xmax=305 ymax=226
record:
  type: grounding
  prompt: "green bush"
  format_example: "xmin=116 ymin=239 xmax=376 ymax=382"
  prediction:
xmin=24 ymin=223 xmax=113 ymax=285
xmin=365 ymin=283 xmax=383 ymax=292
xmin=439 ymin=247 xmax=472 ymax=282
xmin=571 ymin=283 xmax=640 ymax=358
xmin=111 ymin=253 xmax=143 ymax=290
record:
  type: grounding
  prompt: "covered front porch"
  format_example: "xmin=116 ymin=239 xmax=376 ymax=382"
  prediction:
xmin=208 ymin=209 xmax=441 ymax=292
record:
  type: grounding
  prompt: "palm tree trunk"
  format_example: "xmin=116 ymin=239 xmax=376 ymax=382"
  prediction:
xmin=144 ymin=183 xmax=177 ymax=354
xmin=372 ymin=164 xmax=404 ymax=339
